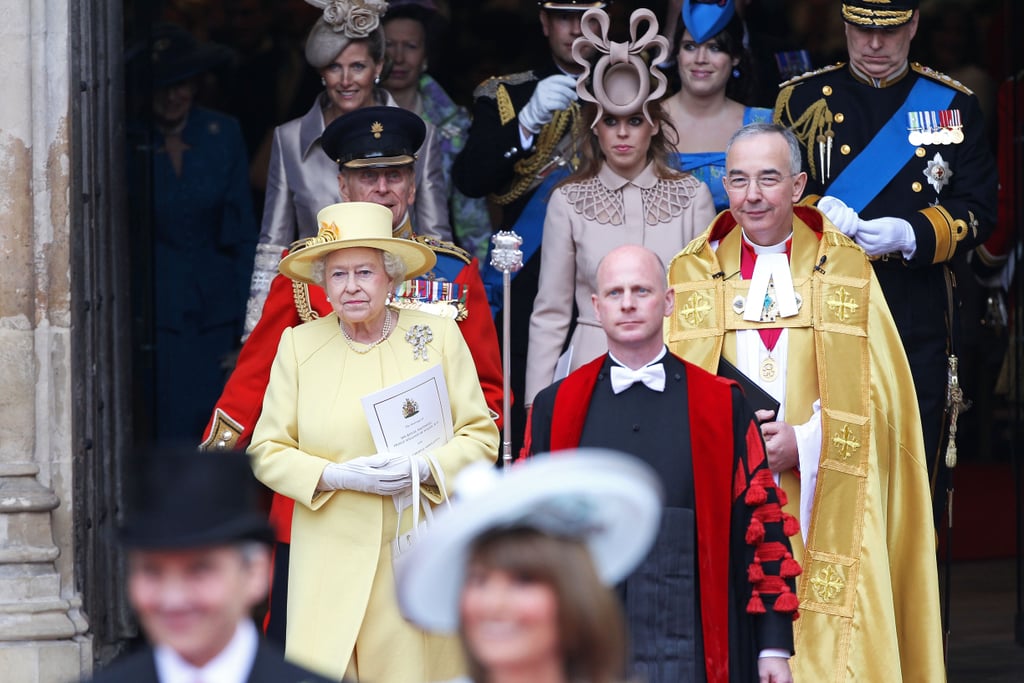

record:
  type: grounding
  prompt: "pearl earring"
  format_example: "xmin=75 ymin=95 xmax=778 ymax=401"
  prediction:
xmin=321 ymin=76 xmax=326 ymax=86
xmin=374 ymin=75 xmax=381 ymax=85
xmin=325 ymin=296 xmax=330 ymax=302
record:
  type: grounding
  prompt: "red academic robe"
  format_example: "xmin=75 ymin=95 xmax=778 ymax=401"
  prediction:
xmin=528 ymin=353 xmax=799 ymax=682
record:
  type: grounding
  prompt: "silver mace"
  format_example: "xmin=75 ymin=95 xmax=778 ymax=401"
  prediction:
xmin=490 ymin=231 xmax=523 ymax=469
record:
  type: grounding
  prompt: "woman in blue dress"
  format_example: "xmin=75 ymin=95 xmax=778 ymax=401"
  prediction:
xmin=662 ymin=0 xmax=772 ymax=213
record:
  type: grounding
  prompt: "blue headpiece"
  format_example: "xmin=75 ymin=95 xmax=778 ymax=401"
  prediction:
xmin=681 ymin=0 xmax=735 ymax=44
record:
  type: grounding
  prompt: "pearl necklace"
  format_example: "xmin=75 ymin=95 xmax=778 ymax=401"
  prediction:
xmin=340 ymin=308 xmax=395 ymax=354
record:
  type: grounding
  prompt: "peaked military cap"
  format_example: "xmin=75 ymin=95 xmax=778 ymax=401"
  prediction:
xmin=321 ymin=105 xmax=426 ymax=169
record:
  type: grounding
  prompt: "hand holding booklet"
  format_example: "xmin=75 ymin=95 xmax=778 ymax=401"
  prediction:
xmin=361 ymin=364 xmax=454 ymax=456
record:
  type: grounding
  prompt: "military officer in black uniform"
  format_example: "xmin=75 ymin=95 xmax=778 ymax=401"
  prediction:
xmin=774 ymin=0 xmax=997 ymax=517
xmin=453 ymin=1 xmax=606 ymax=458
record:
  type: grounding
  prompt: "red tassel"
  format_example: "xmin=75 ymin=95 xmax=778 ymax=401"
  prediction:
xmin=782 ymin=513 xmax=801 ymax=538
xmin=748 ymin=559 xmax=765 ymax=583
xmin=745 ymin=517 xmax=765 ymax=545
xmin=774 ymin=588 xmax=800 ymax=613
xmin=781 ymin=553 xmax=802 ymax=578
xmin=745 ymin=482 xmax=767 ymax=505
xmin=775 ymin=486 xmax=789 ymax=507
xmin=747 ymin=591 xmax=766 ymax=614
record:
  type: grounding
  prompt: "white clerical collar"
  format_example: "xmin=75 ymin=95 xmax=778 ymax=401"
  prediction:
xmin=741 ymin=230 xmax=792 ymax=255
xmin=154 ymin=619 xmax=258 ymax=683
xmin=608 ymin=346 xmax=667 ymax=371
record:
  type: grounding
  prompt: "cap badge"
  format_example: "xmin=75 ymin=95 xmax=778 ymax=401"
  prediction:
xmin=371 ymin=121 xmax=384 ymax=138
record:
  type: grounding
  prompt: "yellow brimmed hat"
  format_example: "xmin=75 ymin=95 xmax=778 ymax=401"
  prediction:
xmin=841 ymin=0 xmax=918 ymax=28
xmin=278 ymin=202 xmax=436 ymax=284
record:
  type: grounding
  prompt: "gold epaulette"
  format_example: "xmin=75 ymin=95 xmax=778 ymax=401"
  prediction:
xmin=911 ymin=62 xmax=974 ymax=96
xmin=473 ymin=70 xmax=537 ymax=100
xmin=413 ymin=234 xmax=472 ymax=265
xmin=779 ymin=62 xmax=846 ymax=89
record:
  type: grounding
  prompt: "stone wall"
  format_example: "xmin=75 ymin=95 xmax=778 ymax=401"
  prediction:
xmin=0 ymin=0 xmax=92 ymax=681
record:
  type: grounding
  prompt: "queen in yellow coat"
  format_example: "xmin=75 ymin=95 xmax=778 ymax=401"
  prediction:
xmin=249 ymin=202 xmax=499 ymax=682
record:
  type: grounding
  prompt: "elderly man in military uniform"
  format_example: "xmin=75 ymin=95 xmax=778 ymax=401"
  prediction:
xmin=453 ymin=1 xmax=605 ymax=458
xmin=773 ymin=0 xmax=997 ymax=513
xmin=199 ymin=106 xmax=503 ymax=645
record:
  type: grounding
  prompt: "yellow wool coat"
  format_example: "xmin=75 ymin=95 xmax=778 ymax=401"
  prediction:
xmin=249 ymin=309 xmax=499 ymax=681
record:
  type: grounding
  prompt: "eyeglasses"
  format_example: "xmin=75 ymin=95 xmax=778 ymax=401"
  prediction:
xmin=722 ymin=174 xmax=795 ymax=192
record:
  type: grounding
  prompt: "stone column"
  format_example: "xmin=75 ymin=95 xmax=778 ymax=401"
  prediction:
xmin=0 ymin=0 xmax=92 ymax=681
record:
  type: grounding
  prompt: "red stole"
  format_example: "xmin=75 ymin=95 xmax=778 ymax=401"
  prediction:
xmin=549 ymin=354 xmax=738 ymax=682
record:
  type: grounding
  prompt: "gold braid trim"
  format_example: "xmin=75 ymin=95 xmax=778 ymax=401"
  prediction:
xmin=919 ymin=205 xmax=959 ymax=264
xmin=842 ymin=6 xmax=914 ymax=26
xmin=292 ymin=280 xmax=320 ymax=323
xmin=490 ymin=102 xmax=580 ymax=206
xmin=776 ymin=87 xmax=833 ymax=182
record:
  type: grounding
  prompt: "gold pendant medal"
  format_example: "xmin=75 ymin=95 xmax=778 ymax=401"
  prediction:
xmin=760 ymin=356 xmax=778 ymax=382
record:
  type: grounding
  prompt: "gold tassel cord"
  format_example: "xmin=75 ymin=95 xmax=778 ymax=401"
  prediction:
xmin=778 ymin=91 xmax=833 ymax=182
xmin=491 ymin=102 xmax=580 ymax=206
xmin=944 ymin=355 xmax=970 ymax=469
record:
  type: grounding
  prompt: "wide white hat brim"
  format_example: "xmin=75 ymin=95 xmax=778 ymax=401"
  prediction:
xmin=394 ymin=450 xmax=664 ymax=633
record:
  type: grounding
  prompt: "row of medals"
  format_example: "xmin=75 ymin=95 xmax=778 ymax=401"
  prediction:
xmin=907 ymin=109 xmax=964 ymax=146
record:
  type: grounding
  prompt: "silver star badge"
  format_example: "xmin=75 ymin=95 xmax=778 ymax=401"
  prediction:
xmin=924 ymin=152 xmax=953 ymax=194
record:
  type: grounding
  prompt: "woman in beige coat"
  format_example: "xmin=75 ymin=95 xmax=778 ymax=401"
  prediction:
xmin=524 ymin=8 xmax=715 ymax=407
xmin=249 ymin=202 xmax=498 ymax=681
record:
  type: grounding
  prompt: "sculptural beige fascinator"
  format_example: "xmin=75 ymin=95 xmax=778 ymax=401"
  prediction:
xmin=571 ymin=8 xmax=670 ymax=127
xmin=304 ymin=0 xmax=388 ymax=69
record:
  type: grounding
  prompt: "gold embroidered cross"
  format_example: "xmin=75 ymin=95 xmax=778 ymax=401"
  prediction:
xmin=831 ymin=425 xmax=861 ymax=460
xmin=826 ymin=287 xmax=859 ymax=322
xmin=680 ymin=293 xmax=712 ymax=326
xmin=810 ymin=564 xmax=846 ymax=603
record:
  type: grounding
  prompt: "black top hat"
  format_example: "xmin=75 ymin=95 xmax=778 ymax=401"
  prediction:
xmin=119 ymin=449 xmax=273 ymax=549
xmin=150 ymin=23 xmax=234 ymax=88
xmin=321 ymin=106 xmax=426 ymax=169
xmin=841 ymin=0 xmax=919 ymax=27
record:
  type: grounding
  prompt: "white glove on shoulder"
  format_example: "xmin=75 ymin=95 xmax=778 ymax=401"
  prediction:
xmin=818 ymin=196 xmax=860 ymax=238
xmin=855 ymin=216 xmax=916 ymax=258
xmin=519 ymin=74 xmax=579 ymax=135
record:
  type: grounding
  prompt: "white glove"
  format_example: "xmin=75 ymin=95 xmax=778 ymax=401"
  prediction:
xmin=319 ymin=452 xmax=428 ymax=495
xmin=855 ymin=216 xmax=916 ymax=258
xmin=519 ymin=74 xmax=579 ymax=134
xmin=818 ymin=196 xmax=860 ymax=237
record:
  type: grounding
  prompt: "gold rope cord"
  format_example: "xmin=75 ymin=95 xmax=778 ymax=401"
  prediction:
xmin=778 ymin=89 xmax=833 ymax=182
xmin=490 ymin=102 xmax=580 ymax=206
xmin=293 ymin=281 xmax=320 ymax=324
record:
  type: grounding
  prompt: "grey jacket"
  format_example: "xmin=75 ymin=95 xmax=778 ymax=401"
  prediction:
xmin=244 ymin=90 xmax=451 ymax=336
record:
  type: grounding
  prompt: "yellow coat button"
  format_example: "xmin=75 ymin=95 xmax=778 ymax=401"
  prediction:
xmin=916 ymin=147 xmax=927 ymax=157
xmin=840 ymin=144 xmax=851 ymax=155
xmin=823 ymin=85 xmax=833 ymax=96
xmin=912 ymin=182 xmax=922 ymax=192
xmin=834 ymin=113 xmax=845 ymax=123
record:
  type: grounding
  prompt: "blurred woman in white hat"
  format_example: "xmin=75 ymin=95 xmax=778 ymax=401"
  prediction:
xmin=395 ymin=450 xmax=665 ymax=683
xmin=243 ymin=0 xmax=451 ymax=338
xmin=248 ymin=201 xmax=498 ymax=681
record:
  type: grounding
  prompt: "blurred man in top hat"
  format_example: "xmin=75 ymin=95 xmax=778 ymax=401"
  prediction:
xmin=452 ymin=0 xmax=605 ymax=459
xmin=86 ymin=450 xmax=333 ymax=683
xmin=199 ymin=105 xmax=502 ymax=645
xmin=773 ymin=0 xmax=997 ymax=522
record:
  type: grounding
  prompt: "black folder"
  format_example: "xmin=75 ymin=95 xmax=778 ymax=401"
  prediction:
xmin=717 ymin=357 xmax=781 ymax=416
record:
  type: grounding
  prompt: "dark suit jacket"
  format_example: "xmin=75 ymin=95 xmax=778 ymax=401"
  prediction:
xmin=86 ymin=638 xmax=334 ymax=683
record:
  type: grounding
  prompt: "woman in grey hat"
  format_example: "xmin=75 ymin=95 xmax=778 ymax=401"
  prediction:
xmin=243 ymin=0 xmax=450 ymax=338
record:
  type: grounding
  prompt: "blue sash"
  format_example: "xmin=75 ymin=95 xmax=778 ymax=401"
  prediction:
xmin=826 ymin=76 xmax=955 ymax=213
xmin=482 ymin=166 xmax=571 ymax=316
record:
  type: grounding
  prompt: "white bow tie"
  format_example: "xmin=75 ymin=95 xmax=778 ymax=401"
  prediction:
xmin=610 ymin=363 xmax=666 ymax=394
